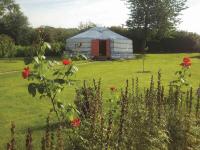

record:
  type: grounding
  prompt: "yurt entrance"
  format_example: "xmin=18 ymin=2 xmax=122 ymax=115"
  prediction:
xmin=91 ymin=39 xmax=110 ymax=59
xmin=99 ymin=40 xmax=107 ymax=56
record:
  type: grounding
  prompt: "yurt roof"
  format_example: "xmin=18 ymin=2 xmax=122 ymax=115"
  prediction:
xmin=67 ymin=27 xmax=130 ymax=40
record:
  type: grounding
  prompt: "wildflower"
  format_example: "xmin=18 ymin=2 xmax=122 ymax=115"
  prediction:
xmin=22 ymin=67 xmax=30 ymax=79
xmin=71 ymin=118 xmax=81 ymax=127
xmin=110 ymin=86 xmax=117 ymax=92
xmin=62 ymin=59 xmax=71 ymax=65
xmin=180 ymin=57 xmax=191 ymax=68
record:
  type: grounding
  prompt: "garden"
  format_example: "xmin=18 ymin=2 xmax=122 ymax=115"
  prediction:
xmin=1 ymin=0 xmax=200 ymax=149
xmin=0 ymin=40 xmax=200 ymax=149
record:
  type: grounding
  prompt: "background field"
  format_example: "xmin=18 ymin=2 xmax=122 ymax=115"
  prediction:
xmin=0 ymin=53 xmax=200 ymax=149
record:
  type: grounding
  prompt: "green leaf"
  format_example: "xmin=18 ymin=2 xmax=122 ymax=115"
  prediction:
xmin=41 ymin=55 xmax=46 ymax=60
xmin=34 ymin=57 xmax=39 ymax=64
xmin=37 ymin=84 xmax=45 ymax=94
xmin=28 ymin=83 xmax=37 ymax=97
xmin=79 ymin=54 xmax=88 ymax=60
xmin=24 ymin=57 xmax=33 ymax=65
xmin=57 ymin=101 xmax=64 ymax=109
xmin=65 ymin=65 xmax=78 ymax=76
xmin=53 ymin=70 xmax=60 ymax=76
xmin=180 ymin=78 xmax=185 ymax=83
xmin=44 ymin=42 xmax=51 ymax=49
xmin=54 ymin=79 xmax=65 ymax=84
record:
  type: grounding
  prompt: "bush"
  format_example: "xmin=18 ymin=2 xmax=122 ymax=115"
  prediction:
xmin=15 ymin=42 xmax=65 ymax=58
xmin=45 ymin=42 xmax=65 ymax=56
xmin=6 ymin=74 xmax=200 ymax=149
xmin=15 ymin=45 xmax=32 ymax=57
xmin=0 ymin=34 xmax=16 ymax=58
xmin=147 ymin=31 xmax=200 ymax=53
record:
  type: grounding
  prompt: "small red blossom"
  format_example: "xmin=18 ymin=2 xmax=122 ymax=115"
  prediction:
xmin=180 ymin=57 xmax=192 ymax=68
xmin=62 ymin=59 xmax=71 ymax=65
xmin=110 ymin=86 xmax=117 ymax=92
xmin=71 ymin=118 xmax=81 ymax=127
xmin=22 ymin=67 xmax=30 ymax=79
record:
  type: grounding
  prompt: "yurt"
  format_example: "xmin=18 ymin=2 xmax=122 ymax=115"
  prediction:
xmin=66 ymin=27 xmax=133 ymax=59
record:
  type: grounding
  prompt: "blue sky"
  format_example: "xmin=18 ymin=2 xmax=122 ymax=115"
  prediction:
xmin=16 ymin=0 xmax=200 ymax=34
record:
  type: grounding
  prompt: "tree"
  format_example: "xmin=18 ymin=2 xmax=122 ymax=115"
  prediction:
xmin=125 ymin=0 xmax=187 ymax=49
xmin=0 ymin=0 xmax=29 ymax=45
xmin=0 ymin=0 xmax=20 ymax=16
xmin=125 ymin=0 xmax=187 ymax=72
xmin=0 ymin=34 xmax=15 ymax=58
xmin=78 ymin=21 xmax=96 ymax=31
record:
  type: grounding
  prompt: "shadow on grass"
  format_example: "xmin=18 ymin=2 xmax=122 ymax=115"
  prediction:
xmin=136 ymin=71 xmax=151 ymax=74
xmin=191 ymin=55 xmax=200 ymax=59
xmin=134 ymin=54 xmax=146 ymax=60
xmin=24 ymin=122 xmax=68 ymax=132
xmin=1 ymin=60 xmax=18 ymax=63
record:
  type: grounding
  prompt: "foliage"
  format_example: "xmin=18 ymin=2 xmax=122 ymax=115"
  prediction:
xmin=6 ymin=74 xmax=200 ymax=149
xmin=0 ymin=0 xmax=20 ymax=16
xmin=0 ymin=34 xmax=16 ymax=58
xmin=170 ymin=57 xmax=192 ymax=91
xmin=0 ymin=53 xmax=200 ymax=149
xmin=5 ymin=56 xmax=199 ymax=149
xmin=14 ymin=45 xmax=31 ymax=57
xmin=45 ymin=42 xmax=65 ymax=57
xmin=23 ymin=33 xmax=79 ymax=122
xmin=0 ymin=0 xmax=29 ymax=45
xmin=125 ymin=0 xmax=187 ymax=50
xmin=78 ymin=21 xmax=96 ymax=31
xmin=35 ymin=26 xmax=79 ymax=43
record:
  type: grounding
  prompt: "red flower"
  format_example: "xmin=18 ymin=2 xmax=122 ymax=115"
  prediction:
xmin=110 ymin=86 xmax=117 ymax=92
xmin=62 ymin=59 xmax=71 ymax=65
xmin=180 ymin=57 xmax=192 ymax=68
xmin=22 ymin=67 xmax=30 ymax=79
xmin=71 ymin=118 xmax=81 ymax=127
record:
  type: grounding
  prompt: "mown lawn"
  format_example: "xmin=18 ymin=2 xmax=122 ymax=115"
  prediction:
xmin=0 ymin=53 xmax=200 ymax=149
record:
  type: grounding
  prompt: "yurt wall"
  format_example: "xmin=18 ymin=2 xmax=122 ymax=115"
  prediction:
xmin=111 ymin=40 xmax=133 ymax=59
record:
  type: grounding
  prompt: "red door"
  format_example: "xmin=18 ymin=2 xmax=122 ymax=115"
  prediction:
xmin=91 ymin=40 xmax=99 ymax=58
xmin=106 ymin=40 xmax=111 ymax=58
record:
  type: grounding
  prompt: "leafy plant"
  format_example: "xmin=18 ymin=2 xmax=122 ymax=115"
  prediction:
xmin=170 ymin=57 xmax=192 ymax=94
xmin=22 ymin=32 xmax=79 ymax=123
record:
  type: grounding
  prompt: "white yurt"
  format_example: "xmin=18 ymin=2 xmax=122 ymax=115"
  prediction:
xmin=66 ymin=27 xmax=133 ymax=59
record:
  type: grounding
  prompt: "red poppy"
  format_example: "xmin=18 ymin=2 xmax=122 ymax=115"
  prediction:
xmin=110 ymin=86 xmax=117 ymax=92
xmin=180 ymin=57 xmax=192 ymax=68
xmin=22 ymin=67 xmax=30 ymax=79
xmin=62 ymin=59 xmax=71 ymax=65
xmin=71 ymin=118 xmax=81 ymax=127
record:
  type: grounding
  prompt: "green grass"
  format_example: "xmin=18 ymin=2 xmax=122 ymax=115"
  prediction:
xmin=0 ymin=53 xmax=200 ymax=149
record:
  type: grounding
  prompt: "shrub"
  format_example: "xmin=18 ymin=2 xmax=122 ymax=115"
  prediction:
xmin=15 ymin=45 xmax=32 ymax=57
xmin=45 ymin=42 xmax=65 ymax=56
xmin=6 ymin=75 xmax=200 ymax=149
xmin=0 ymin=34 xmax=16 ymax=58
xmin=147 ymin=31 xmax=200 ymax=53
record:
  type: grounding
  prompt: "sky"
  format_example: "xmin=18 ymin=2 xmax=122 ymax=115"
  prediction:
xmin=16 ymin=0 xmax=200 ymax=34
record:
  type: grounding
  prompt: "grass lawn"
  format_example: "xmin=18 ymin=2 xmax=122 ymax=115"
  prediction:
xmin=0 ymin=53 xmax=200 ymax=149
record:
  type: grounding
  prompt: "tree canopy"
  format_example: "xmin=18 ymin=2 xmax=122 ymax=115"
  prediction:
xmin=125 ymin=0 xmax=187 ymax=45
xmin=0 ymin=0 xmax=29 ymax=45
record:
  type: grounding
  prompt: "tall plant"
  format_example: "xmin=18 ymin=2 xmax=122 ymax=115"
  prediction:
xmin=22 ymin=30 xmax=79 ymax=123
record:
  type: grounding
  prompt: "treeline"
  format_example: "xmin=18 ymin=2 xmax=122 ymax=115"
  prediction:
xmin=1 ymin=25 xmax=200 ymax=58
xmin=110 ymin=26 xmax=200 ymax=53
